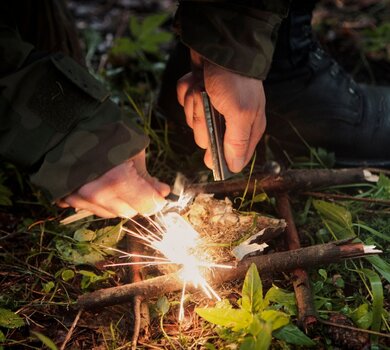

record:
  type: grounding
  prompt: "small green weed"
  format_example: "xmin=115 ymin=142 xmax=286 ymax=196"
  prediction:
xmin=196 ymin=264 xmax=315 ymax=349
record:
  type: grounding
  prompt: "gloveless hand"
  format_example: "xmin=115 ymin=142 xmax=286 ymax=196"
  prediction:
xmin=177 ymin=50 xmax=266 ymax=173
xmin=57 ymin=150 xmax=170 ymax=218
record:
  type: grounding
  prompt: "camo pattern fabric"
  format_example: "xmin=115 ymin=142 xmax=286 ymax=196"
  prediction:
xmin=0 ymin=17 xmax=148 ymax=201
xmin=176 ymin=0 xmax=291 ymax=79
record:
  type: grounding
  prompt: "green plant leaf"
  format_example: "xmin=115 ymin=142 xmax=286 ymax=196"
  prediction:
xmin=78 ymin=270 xmax=112 ymax=290
xmin=31 ymin=331 xmax=58 ymax=350
xmin=349 ymin=303 xmax=373 ymax=329
xmin=377 ymin=173 xmax=390 ymax=196
xmin=359 ymin=269 xmax=384 ymax=345
xmin=74 ymin=228 xmax=96 ymax=242
xmin=42 ymin=281 xmax=55 ymax=293
xmin=61 ymin=269 xmax=75 ymax=282
xmin=55 ymin=239 xmax=104 ymax=265
xmin=139 ymin=13 xmax=169 ymax=39
xmin=273 ymin=323 xmax=316 ymax=346
xmin=365 ymin=255 xmax=390 ymax=283
xmin=0 ymin=173 xmax=12 ymax=206
xmin=318 ymin=269 xmax=327 ymax=280
xmin=313 ymin=200 xmax=355 ymax=239
xmin=240 ymin=323 xmax=272 ymax=350
xmin=260 ymin=310 xmax=289 ymax=331
xmin=247 ymin=315 xmax=263 ymax=336
xmin=264 ymin=286 xmax=297 ymax=316
xmin=240 ymin=336 xmax=257 ymax=350
xmin=196 ymin=307 xmax=252 ymax=332
xmin=129 ymin=16 xmax=141 ymax=37
xmin=156 ymin=296 xmax=170 ymax=315
xmin=0 ymin=308 xmax=24 ymax=329
xmin=0 ymin=330 xmax=5 ymax=350
xmin=93 ymin=223 xmax=124 ymax=250
xmin=242 ymin=263 xmax=263 ymax=313
xmin=110 ymin=37 xmax=138 ymax=57
xmin=140 ymin=32 xmax=173 ymax=53
xmin=0 ymin=184 xmax=12 ymax=206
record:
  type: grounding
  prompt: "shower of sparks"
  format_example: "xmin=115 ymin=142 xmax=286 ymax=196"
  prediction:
xmin=104 ymin=192 xmax=232 ymax=321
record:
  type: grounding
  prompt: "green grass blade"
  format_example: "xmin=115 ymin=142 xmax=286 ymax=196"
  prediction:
xmin=353 ymin=223 xmax=390 ymax=242
xmin=359 ymin=269 xmax=384 ymax=345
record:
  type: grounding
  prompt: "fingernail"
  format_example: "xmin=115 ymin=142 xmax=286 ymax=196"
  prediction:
xmin=232 ymin=158 xmax=245 ymax=172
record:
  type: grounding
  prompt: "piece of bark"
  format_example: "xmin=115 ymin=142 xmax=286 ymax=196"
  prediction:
xmin=77 ymin=240 xmax=378 ymax=310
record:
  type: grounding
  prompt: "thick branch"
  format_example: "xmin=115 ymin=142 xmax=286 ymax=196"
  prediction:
xmin=77 ymin=240 xmax=377 ymax=310
xmin=187 ymin=168 xmax=372 ymax=197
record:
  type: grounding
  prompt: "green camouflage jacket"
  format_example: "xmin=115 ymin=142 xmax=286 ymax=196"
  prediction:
xmin=0 ymin=2 xmax=148 ymax=201
xmin=176 ymin=0 xmax=291 ymax=79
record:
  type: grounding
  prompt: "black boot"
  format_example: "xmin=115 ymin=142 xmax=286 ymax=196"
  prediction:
xmin=265 ymin=1 xmax=390 ymax=167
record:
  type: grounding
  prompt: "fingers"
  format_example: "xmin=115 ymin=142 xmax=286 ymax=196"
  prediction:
xmin=59 ymin=152 xmax=170 ymax=219
xmin=177 ymin=75 xmax=209 ymax=149
xmin=192 ymin=90 xmax=209 ymax=149
xmin=62 ymin=194 xmax=117 ymax=218
xmin=245 ymin=110 xmax=266 ymax=165
xmin=81 ymin=161 xmax=166 ymax=216
xmin=177 ymin=73 xmax=192 ymax=108
xmin=223 ymin=109 xmax=266 ymax=173
xmin=204 ymin=148 xmax=213 ymax=170
xmin=150 ymin=177 xmax=171 ymax=197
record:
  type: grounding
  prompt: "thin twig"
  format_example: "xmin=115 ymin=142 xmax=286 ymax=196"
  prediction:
xmin=127 ymin=235 xmax=149 ymax=350
xmin=131 ymin=296 xmax=142 ymax=350
xmin=60 ymin=309 xmax=83 ymax=350
xmin=303 ymin=191 xmax=390 ymax=205
xmin=320 ymin=318 xmax=390 ymax=339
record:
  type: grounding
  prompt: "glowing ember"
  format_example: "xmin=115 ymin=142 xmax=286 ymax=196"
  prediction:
xmin=104 ymin=193 xmax=232 ymax=321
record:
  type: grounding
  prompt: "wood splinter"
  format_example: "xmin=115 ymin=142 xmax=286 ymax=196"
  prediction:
xmin=77 ymin=240 xmax=381 ymax=310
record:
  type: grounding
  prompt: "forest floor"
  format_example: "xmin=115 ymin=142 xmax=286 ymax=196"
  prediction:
xmin=0 ymin=0 xmax=390 ymax=349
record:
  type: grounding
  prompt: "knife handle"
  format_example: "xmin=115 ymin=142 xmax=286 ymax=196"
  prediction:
xmin=201 ymin=91 xmax=233 ymax=181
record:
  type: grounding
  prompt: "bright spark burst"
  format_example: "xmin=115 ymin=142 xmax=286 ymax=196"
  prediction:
xmin=104 ymin=193 xmax=232 ymax=321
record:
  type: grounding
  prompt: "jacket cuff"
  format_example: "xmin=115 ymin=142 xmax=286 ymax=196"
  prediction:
xmin=176 ymin=2 xmax=285 ymax=80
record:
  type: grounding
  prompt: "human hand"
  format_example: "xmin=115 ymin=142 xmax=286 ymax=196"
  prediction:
xmin=57 ymin=150 xmax=170 ymax=218
xmin=177 ymin=50 xmax=266 ymax=173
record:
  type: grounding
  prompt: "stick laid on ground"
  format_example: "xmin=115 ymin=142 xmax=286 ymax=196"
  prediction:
xmin=77 ymin=240 xmax=381 ymax=310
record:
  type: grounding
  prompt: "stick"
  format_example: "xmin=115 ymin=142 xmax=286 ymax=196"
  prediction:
xmin=77 ymin=240 xmax=380 ymax=310
xmin=60 ymin=309 xmax=82 ymax=350
xmin=320 ymin=318 xmax=390 ymax=339
xmin=61 ymin=168 xmax=376 ymax=225
xmin=277 ymin=193 xmax=317 ymax=330
xmin=128 ymin=237 xmax=147 ymax=350
xmin=303 ymin=191 xmax=390 ymax=205
xmin=187 ymin=168 xmax=375 ymax=197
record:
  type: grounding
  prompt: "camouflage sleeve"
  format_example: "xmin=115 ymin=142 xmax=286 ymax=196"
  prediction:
xmin=0 ymin=23 xmax=148 ymax=201
xmin=175 ymin=1 xmax=291 ymax=79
